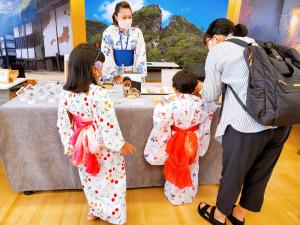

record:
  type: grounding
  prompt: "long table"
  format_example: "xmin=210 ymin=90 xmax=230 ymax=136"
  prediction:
xmin=0 ymin=78 xmax=27 ymax=106
xmin=0 ymin=85 xmax=222 ymax=192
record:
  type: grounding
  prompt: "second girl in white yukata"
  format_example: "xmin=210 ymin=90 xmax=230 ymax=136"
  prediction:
xmin=101 ymin=1 xmax=147 ymax=84
xmin=144 ymin=70 xmax=217 ymax=205
xmin=57 ymin=44 xmax=135 ymax=225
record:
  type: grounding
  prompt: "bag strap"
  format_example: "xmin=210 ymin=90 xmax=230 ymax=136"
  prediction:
xmin=227 ymin=85 xmax=248 ymax=112
xmin=218 ymin=38 xmax=252 ymax=123
xmin=218 ymin=84 xmax=227 ymax=123
xmin=225 ymin=38 xmax=253 ymax=47
xmin=285 ymin=57 xmax=299 ymax=76
xmin=218 ymin=84 xmax=248 ymax=123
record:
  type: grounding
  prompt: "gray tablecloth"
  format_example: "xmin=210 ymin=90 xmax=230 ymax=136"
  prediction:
xmin=0 ymin=85 xmax=222 ymax=192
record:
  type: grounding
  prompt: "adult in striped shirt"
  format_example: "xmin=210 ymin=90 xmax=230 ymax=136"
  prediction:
xmin=197 ymin=18 xmax=290 ymax=225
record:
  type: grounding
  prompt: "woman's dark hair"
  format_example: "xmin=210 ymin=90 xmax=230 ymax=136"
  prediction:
xmin=112 ymin=1 xmax=132 ymax=26
xmin=203 ymin=18 xmax=248 ymax=44
xmin=123 ymin=76 xmax=131 ymax=82
xmin=232 ymin=24 xmax=248 ymax=37
xmin=63 ymin=43 xmax=105 ymax=93
xmin=172 ymin=70 xmax=198 ymax=94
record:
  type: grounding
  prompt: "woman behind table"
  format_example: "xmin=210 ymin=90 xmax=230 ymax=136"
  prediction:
xmin=144 ymin=70 xmax=217 ymax=205
xmin=101 ymin=1 xmax=147 ymax=83
xmin=57 ymin=44 xmax=135 ymax=224
xmin=197 ymin=19 xmax=290 ymax=225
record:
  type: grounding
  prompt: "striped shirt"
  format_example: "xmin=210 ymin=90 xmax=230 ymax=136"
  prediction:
xmin=201 ymin=35 xmax=272 ymax=143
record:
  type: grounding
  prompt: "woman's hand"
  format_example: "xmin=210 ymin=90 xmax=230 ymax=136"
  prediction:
xmin=121 ymin=142 xmax=136 ymax=156
xmin=114 ymin=76 xmax=123 ymax=84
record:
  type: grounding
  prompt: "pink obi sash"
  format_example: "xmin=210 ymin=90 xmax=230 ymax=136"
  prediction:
xmin=69 ymin=114 xmax=101 ymax=176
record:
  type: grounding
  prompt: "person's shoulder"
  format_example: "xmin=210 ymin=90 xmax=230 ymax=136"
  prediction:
xmin=210 ymin=36 xmax=254 ymax=56
xmin=90 ymin=84 xmax=104 ymax=93
xmin=104 ymin=25 xmax=118 ymax=33
xmin=233 ymin=36 xmax=255 ymax=43
xmin=59 ymin=89 xmax=76 ymax=104
xmin=221 ymin=36 xmax=255 ymax=48
xmin=89 ymin=84 xmax=108 ymax=99
xmin=60 ymin=89 xmax=69 ymax=99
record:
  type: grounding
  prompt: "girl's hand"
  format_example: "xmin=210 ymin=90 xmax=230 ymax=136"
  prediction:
xmin=121 ymin=142 xmax=136 ymax=156
xmin=65 ymin=147 xmax=74 ymax=156
xmin=193 ymin=82 xmax=203 ymax=97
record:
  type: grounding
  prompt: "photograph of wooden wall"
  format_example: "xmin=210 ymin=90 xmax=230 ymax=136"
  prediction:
xmin=11 ymin=0 xmax=72 ymax=71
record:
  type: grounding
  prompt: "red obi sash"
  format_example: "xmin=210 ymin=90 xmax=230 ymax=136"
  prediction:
xmin=69 ymin=114 xmax=100 ymax=176
xmin=163 ymin=124 xmax=199 ymax=189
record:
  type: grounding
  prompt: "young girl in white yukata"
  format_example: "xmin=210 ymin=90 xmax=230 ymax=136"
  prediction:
xmin=101 ymin=1 xmax=147 ymax=84
xmin=57 ymin=44 xmax=135 ymax=224
xmin=144 ymin=70 xmax=217 ymax=205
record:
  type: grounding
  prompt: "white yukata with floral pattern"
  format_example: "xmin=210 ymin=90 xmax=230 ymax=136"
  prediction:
xmin=144 ymin=94 xmax=217 ymax=205
xmin=101 ymin=25 xmax=147 ymax=81
xmin=57 ymin=84 xmax=126 ymax=225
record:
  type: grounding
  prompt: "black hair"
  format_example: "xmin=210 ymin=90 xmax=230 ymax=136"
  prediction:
xmin=203 ymin=18 xmax=248 ymax=44
xmin=112 ymin=1 xmax=132 ymax=26
xmin=232 ymin=24 xmax=248 ymax=37
xmin=63 ymin=43 xmax=105 ymax=93
xmin=122 ymin=76 xmax=131 ymax=82
xmin=172 ymin=70 xmax=198 ymax=94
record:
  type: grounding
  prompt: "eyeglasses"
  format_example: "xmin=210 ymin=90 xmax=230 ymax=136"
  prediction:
xmin=204 ymin=37 xmax=213 ymax=46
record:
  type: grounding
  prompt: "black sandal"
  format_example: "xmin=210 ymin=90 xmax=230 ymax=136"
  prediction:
xmin=197 ymin=202 xmax=226 ymax=225
xmin=227 ymin=205 xmax=245 ymax=225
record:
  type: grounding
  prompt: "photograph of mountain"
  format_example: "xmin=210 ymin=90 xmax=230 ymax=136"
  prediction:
xmin=85 ymin=0 xmax=229 ymax=65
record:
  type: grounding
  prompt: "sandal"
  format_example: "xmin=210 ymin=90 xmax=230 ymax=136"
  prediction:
xmin=197 ymin=202 xmax=226 ymax=225
xmin=227 ymin=205 xmax=245 ymax=225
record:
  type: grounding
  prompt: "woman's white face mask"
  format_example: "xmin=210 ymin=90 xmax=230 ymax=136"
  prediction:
xmin=118 ymin=19 xmax=132 ymax=30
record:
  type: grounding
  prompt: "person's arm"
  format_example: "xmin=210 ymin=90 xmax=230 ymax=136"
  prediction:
xmin=201 ymin=48 xmax=222 ymax=102
xmin=198 ymin=102 xmax=217 ymax=157
xmin=101 ymin=28 xmax=121 ymax=82
xmin=57 ymin=92 xmax=74 ymax=155
xmin=133 ymin=28 xmax=147 ymax=78
xmin=91 ymin=87 xmax=125 ymax=152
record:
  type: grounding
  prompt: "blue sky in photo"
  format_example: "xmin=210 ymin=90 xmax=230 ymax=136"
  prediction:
xmin=85 ymin=0 xmax=229 ymax=31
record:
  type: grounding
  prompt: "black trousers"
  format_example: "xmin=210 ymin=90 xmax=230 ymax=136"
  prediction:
xmin=216 ymin=125 xmax=291 ymax=215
